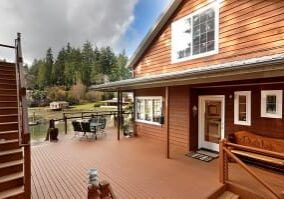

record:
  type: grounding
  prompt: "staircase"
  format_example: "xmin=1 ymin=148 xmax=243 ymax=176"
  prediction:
xmin=0 ymin=34 xmax=31 ymax=199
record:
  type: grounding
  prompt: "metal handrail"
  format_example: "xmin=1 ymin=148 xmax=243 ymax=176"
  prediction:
xmin=220 ymin=139 xmax=283 ymax=199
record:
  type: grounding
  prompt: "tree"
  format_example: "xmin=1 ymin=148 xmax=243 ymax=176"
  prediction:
xmin=45 ymin=48 xmax=54 ymax=86
xmin=52 ymin=48 xmax=66 ymax=85
xmin=81 ymin=41 xmax=94 ymax=86
xmin=70 ymin=82 xmax=86 ymax=102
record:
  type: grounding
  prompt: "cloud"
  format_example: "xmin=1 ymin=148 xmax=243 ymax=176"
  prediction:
xmin=0 ymin=0 xmax=138 ymax=64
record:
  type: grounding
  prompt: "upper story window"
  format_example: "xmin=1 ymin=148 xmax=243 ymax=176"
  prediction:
xmin=261 ymin=90 xmax=283 ymax=119
xmin=171 ymin=3 xmax=219 ymax=63
xmin=234 ymin=91 xmax=251 ymax=126
xmin=135 ymin=96 xmax=163 ymax=125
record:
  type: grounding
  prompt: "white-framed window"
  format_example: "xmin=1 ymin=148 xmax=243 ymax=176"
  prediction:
xmin=261 ymin=90 xmax=283 ymax=119
xmin=234 ymin=91 xmax=251 ymax=126
xmin=135 ymin=96 xmax=163 ymax=125
xmin=171 ymin=2 xmax=219 ymax=63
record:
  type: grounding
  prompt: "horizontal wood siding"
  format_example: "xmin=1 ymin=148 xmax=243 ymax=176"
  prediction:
xmin=169 ymin=86 xmax=189 ymax=153
xmin=135 ymin=88 xmax=166 ymax=141
xmin=135 ymin=86 xmax=190 ymax=153
xmin=195 ymin=80 xmax=284 ymax=140
xmin=134 ymin=0 xmax=284 ymax=77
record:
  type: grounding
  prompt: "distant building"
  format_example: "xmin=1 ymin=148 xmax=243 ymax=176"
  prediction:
xmin=50 ymin=101 xmax=69 ymax=111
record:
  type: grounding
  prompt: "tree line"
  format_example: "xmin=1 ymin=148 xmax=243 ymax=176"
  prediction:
xmin=27 ymin=41 xmax=131 ymax=90
xmin=27 ymin=41 xmax=132 ymax=106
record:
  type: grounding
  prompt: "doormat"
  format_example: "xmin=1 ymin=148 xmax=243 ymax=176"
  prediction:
xmin=186 ymin=152 xmax=216 ymax=162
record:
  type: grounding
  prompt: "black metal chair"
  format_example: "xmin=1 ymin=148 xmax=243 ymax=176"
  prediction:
xmin=72 ymin=121 xmax=84 ymax=138
xmin=82 ymin=121 xmax=97 ymax=140
xmin=97 ymin=117 xmax=107 ymax=136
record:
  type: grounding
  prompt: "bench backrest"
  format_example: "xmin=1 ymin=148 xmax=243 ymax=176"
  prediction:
xmin=234 ymin=131 xmax=284 ymax=153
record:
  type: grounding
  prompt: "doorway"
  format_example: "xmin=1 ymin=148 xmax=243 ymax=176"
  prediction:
xmin=198 ymin=95 xmax=225 ymax=152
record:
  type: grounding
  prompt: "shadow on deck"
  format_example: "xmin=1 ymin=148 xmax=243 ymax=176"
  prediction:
xmin=31 ymin=128 xmax=284 ymax=199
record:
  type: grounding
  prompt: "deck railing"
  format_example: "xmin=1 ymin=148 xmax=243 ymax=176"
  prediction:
xmin=15 ymin=33 xmax=31 ymax=199
xmin=60 ymin=110 xmax=133 ymax=135
xmin=219 ymin=139 xmax=284 ymax=199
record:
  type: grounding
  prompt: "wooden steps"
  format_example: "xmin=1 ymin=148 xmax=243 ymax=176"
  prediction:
xmin=0 ymin=130 xmax=19 ymax=140
xmin=0 ymin=148 xmax=22 ymax=163
xmin=0 ymin=186 xmax=25 ymax=199
xmin=0 ymin=39 xmax=28 ymax=198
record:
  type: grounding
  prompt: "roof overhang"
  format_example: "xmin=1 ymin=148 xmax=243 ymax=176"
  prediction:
xmin=89 ymin=53 xmax=284 ymax=92
xmin=127 ymin=0 xmax=183 ymax=69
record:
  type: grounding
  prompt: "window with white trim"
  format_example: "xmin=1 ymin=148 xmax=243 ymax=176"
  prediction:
xmin=171 ymin=2 xmax=219 ymax=63
xmin=234 ymin=91 xmax=251 ymax=126
xmin=135 ymin=97 xmax=163 ymax=125
xmin=261 ymin=90 xmax=283 ymax=119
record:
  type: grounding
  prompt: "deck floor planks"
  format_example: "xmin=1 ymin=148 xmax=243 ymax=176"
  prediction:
xmin=31 ymin=128 xmax=284 ymax=199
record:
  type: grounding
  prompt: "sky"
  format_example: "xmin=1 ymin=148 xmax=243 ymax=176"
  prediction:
xmin=0 ymin=0 xmax=171 ymax=65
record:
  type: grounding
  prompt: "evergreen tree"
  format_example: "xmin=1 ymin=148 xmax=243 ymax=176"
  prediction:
xmin=81 ymin=41 xmax=94 ymax=86
xmin=45 ymin=48 xmax=54 ymax=86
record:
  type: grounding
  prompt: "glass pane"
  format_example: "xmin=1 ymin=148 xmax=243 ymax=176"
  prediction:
xmin=153 ymin=99 xmax=162 ymax=123
xmin=200 ymin=22 xmax=206 ymax=34
xmin=200 ymin=12 xmax=206 ymax=23
xmin=207 ymin=31 xmax=214 ymax=42
xmin=136 ymin=99 xmax=144 ymax=120
xmin=207 ymin=41 xmax=215 ymax=51
xmin=200 ymin=43 xmax=206 ymax=53
xmin=193 ymin=45 xmax=200 ymax=55
xmin=193 ymin=36 xmax=200 ymax=46
xmin=206 ymin=20 xmax=214 ymax=32
xmin=266 ymin=95 xmax=277 ymax=113
xmin=145 ymin=99 xmax=152 ymax=121
xmin=238 ymin=95 xmax=247 ymax=121
xmin=205 ymin=101 xmax=221 ymax=144
xmin=200 ymin=33 xmax=206 ymax=44
xmin=193 ymin=25 xmax=200 ymax=37
xmin=193 ymin=15 xmax=199 ymax=26
xmin=206 ymin=8 xmax=215 ymax=20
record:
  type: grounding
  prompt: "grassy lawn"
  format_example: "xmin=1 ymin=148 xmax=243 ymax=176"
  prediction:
xmin=69 ymin=103 xmax=95 ymax=111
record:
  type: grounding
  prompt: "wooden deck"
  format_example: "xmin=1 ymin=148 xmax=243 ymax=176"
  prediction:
xmin=31 ymin=128 xmax=284 ymax=199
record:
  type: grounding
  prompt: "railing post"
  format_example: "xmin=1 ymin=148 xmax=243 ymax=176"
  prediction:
xmin=81 ymin=112 xmax=84 ymax=119
xmin=63 ymin=113 xmax=67 ymax=135
xmin=219 ymin=139 xmax=228 ymax=184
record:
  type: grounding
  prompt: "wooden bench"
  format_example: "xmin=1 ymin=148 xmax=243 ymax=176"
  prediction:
xmin=230 ymin=131 xmax=284 ymax=172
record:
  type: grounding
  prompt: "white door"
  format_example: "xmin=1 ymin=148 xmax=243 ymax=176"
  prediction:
xmin=198 ymin=95 xmax=225 ymax=152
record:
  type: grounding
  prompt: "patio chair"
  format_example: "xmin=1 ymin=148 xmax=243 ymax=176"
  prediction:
xmin=97 ymin=117 xmax=107 ymax=136
xmin=82 ymin=121 xmax=97 ymax=140
xmin=72 ymin=121 xmax=84 ymax=138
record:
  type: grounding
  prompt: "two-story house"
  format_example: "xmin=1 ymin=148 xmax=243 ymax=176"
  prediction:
xmin=91 ymin=0 xmax=284 ymax=157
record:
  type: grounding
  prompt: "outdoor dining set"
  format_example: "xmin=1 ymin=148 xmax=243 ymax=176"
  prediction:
xmin=72 ymin=115 xmax=107 ymax=140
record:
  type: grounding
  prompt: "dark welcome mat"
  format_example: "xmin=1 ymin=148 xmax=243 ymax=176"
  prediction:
xmin=186 ymin=152 xmax=215 ymax=162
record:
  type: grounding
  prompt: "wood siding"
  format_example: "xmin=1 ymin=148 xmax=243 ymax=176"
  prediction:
xmin=135 ymin=86 xmax=190 ymax=153
xmin=195 ymin=80 xmax=284 ymax=143
xmin=134 ymin=0 xmax=284 ymax=77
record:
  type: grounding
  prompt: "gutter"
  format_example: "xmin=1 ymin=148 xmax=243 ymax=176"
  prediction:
xmin=90 ymin=53 xmax=284 ymax=91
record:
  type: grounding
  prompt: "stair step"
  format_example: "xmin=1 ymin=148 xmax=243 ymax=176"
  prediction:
xmin=0 ymin=148 xmax=22 ymax=163
xmin=0 ymin=78 xmax=16 ymax=84
xmin=218 ymin=191 xmax=240 ymax=199
xmin=0 ymin=139 xmax=20 ymax=151
xmin=0 ymin=172 xmax=24 ymax=193
xmin=0 ymin=89 xmax=17 ymax=95
xmin=0 ymin=107 xmax=18 ymax=115
xmin=0 ymin=122 xmax=18 ymax=131
xmin=0 ymin=95 xmax=17 ymax=101
xmin=0 ymin=186 xmax=24 ymax=199
xmin=0 ymin=130 xmax=19 ymax=140
xmin=0 ymin=83 xmax=16 ymax=89
xmin=0 ymin=160 xmax=23 ymax=176
xmin=0 ymin=114 xmax=18 ymax=123
xmin=0 ymin=172 xmax=23 ymax=184
xmin=0 ymin=101 xmax=18 ymax=107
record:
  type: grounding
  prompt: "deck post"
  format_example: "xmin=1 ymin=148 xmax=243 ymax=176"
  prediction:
xmin=165 ymin=87 xmax=170 ymax=159
xmin=63 ymin=113 xmax=67 ymax=135
xmin=117 ymin=91 xmax=122 ymax=140
xmin=219 ymin=139 xmax=228 ymax=184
